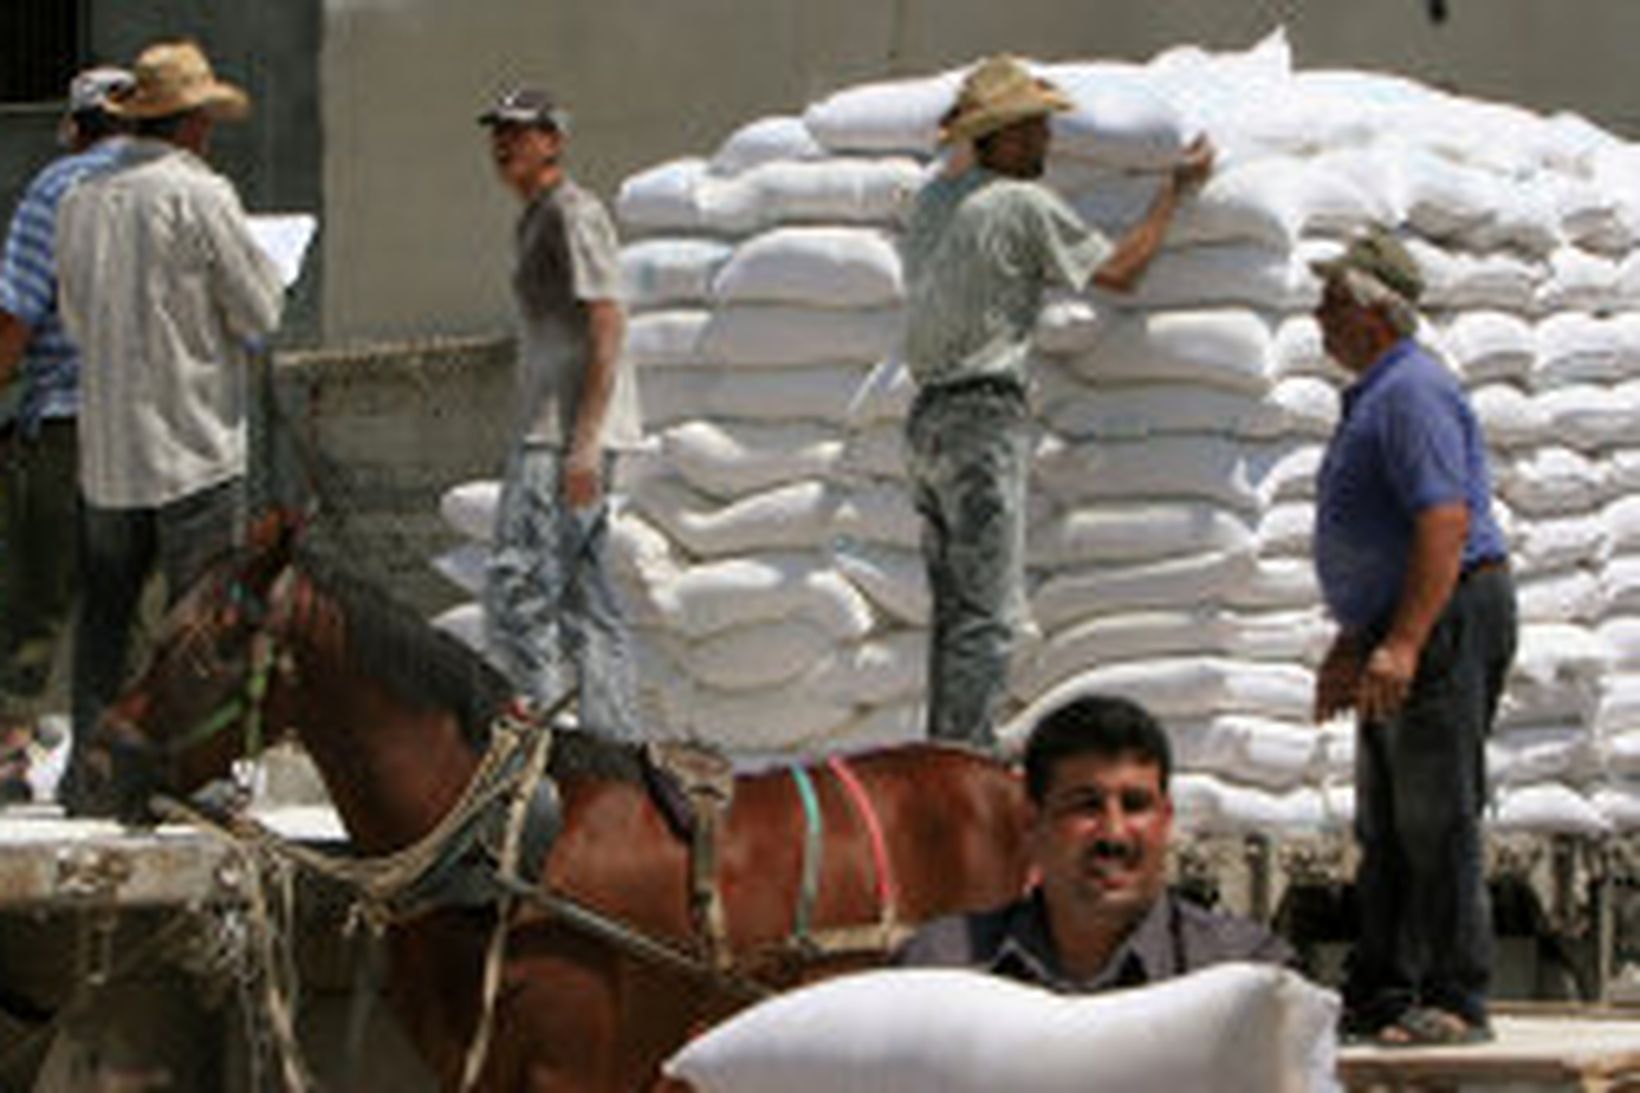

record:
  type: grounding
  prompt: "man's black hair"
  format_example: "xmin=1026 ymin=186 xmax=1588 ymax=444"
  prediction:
xmin=72 ymin=110 xmax=126 ymax=144
xmin=134 ymin=110 xmax=193 ymax=141
xmin=1023 ymin=693 xmax=1172 ymax=804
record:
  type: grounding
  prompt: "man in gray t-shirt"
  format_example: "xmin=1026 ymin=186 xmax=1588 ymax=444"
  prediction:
xmin=902 ymin=56 xmax=1211 ymax=747
xmin=478 ymin=87 xmax=641 ymax=739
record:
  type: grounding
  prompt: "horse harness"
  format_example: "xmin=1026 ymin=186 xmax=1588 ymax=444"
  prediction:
xmin=171 ymin=565 xmax=911 ymax=995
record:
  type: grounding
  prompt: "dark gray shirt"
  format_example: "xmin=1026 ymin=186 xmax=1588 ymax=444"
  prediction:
xmin=894 ymin=888 xmax=1295 ymax=994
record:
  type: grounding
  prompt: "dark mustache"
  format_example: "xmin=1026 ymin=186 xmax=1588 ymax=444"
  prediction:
xmin=1085 ymin=839 xmax=1140 ymax=867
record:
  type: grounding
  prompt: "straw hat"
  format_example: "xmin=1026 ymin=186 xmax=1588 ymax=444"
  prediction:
xmin=108 ymin=40 xmax=249 ymax=121
xmin=939 ymin=55 xmax=1072 ymax=145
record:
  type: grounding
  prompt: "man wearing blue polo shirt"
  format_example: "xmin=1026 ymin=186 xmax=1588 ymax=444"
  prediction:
xmin=1310 ymin=229 xmax=1516 ymax=1047
xmin=0 ymin=67 xmax=131 ymax=800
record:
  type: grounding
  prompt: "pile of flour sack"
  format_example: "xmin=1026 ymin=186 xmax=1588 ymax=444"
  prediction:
xmin=433 ymin=30 xmax=1640 ymax=838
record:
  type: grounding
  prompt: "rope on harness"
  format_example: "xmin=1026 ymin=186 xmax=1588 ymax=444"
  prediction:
xmin=458 ymin=705 xmax=556 ymax=1093
xmin=789 ymin=764 xmax=824 ymax=945
xmin=827 ymin=755 xmax=899 ymax=933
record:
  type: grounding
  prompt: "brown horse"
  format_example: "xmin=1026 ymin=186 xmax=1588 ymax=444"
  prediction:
xmin=98 ymin=512 xmax=1030 ymax=1092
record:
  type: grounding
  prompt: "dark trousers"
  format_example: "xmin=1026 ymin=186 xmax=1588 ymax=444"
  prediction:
xmin=66 ymin=478 xmax=243 ymax=809
xmin=0 ymin=419 xmax=78 ymax=720
xmin=1345 ymin=565 xmax=1517 ymax=1030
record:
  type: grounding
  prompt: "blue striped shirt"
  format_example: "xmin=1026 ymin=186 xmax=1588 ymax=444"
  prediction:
xmin=0 ymin=138 xmax=126 ymax=432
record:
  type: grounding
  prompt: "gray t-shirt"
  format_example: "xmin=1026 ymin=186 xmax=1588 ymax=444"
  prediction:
xmin=901 ymin=169 xmax=1110 ymax=390
xmin=512 ymin=178 xmax=642 ymax=450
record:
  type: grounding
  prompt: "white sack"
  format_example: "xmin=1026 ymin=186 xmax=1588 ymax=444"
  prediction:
xmin=1512 ymin=514 xmax=1609 ymax=574
xmin=431 ymin=542 xmax=487 ymax=597
xmin=1488 ymin=725 xmax=1597 ymax=786
xmin=1535 ymin=312 xmax=1629 ymax=388
xmin=1033 ymin=292 xmax=1107 ymax=355
xmin=1035 ymin=434 xmax=1264 ymax=512
xmin=661 ymin=420 xmax=842 ymax=499
xmin=682 ymin=685 xmax=855 ymax=751
xmin=1515 ymin=568 xmax=1602 ymax=625
xmin=1441 ymin=311 xmax=1535 ymax=385
xmin=700 ymin=157 xmax=926 ymax=235
xmin=1537 ymin=246 xmax=1622 ymax=312
xmin=1597 ymin=617 xmax=1640 ymax=670
xmin=1539 ymin=384 xmax=1640 ymax=450
xmin=1596 ymin=673 xmax=1640 ymax=735
xmin=1018 ymin=610 xmax=1225 ymax=694
xmin=833 ymin=541 xmax=928 ymax=626
xmin=1271 ymin=315 xmax=1331 ymax=380
xmin=1591 ymin=783 xmax=1640 ymax=832
xmin=622 ymin=240 xmax=733 ymax=308
xmin=1038 ymin=375 xmax=1286 ymax=440
xmin=665 ymin=964 xmax=1339 ymax=1093
xmin=1602 ymin=556 xmax=1640 ymax=616
xmin=635 ymin=476 xmax=832 ymax=558
xmin=1031 ymin=502 xmax=1254 ymax=567
xmin=440 ymin=479 xmax=501 ymax=543
xmin=615 ymin=157 xmax=713 ymax=232
xmin=1226 ymin=607 xmax=1331 ymax=664
xmin=1031 ymin=551 xmax=1255 ymax=633
xmin=1100 ymin=243 xmax=1319 ymax=312
xmin=711 ymin=227 xmax=903 ymax=308
xmin=1256 ymin=501 xmax=1314 ymax=557
xmin=1498 ymin=447 xmax=1608 ymax=516
xmin=807 ymin=631 xmax=926 ymax=706
xmin=1169 ymin=715 xmax=1321 ymax=790
xmin=1168 ymin=156 xmax=1389 ymax=250
xmin=709 ymin=115 xmax=825 ymax=176
xmin=672 ymin=619 xmax=836 ymax=692
xmin=845 ymin=356 xmax=915 ymax=426
xmin=1270 ymin=376 xmax=1340 ymax=437
xmin=662 ymin=553 xmax=874 ymax=640
xmin=838 ymin=420 xmax=905 ymax=480
xmin=801 ymin=70 xmax=965 ymax=154
xmin=700 ymin=305 xmax=903 ymax=367
xmin=1042 ymin=62 xmax=1195 ymax=169
xmin=834 ymin=481 xmax=920 ymax=549
xmin=1059 ymin=307 xmax=1273 ymax=393
xmin=641 ymin=363 xmax=867 ymax=426
xmin=1490 ymin=784 xmax=1609 ymax=835
xmin=1251 ymin=441 xmax=1324 ymax=504
xmin=626 ymin=309 xmax=710 ymax=368
xmin=1405 ymin=238 xmax=1542 ymax=312
xmin=1223 ymin=558 xmax=1320 ymax=611
xmin=1471 ymin=384 xmax=1548 ymax=450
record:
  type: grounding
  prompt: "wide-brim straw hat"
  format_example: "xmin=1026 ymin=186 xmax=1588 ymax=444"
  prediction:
xmin=108 ymin=40 xmax=249 ymax=121
xmin=939 ymin=55 xmax=1072 ymax=145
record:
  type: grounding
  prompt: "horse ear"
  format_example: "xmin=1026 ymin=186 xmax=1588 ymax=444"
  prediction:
xmin=245 ymin=507 xmax=306 ymax=574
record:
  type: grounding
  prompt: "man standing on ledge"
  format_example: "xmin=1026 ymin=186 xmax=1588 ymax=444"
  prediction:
xmin=56 ymin=41 xmax=284 ymax=813
xmin=901 ymin=55 xmax=1211 ymax=747
xmin=478 ymin=87 xmax=643 ymax=740
xmin=1310 ymin=229 xmax=1516 ymax=1046
xmin=896 ymin=694 xmax=1292 ymax=988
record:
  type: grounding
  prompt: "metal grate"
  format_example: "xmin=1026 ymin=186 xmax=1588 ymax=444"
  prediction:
xmin=0 ymin=1 xmax=79 ymax=105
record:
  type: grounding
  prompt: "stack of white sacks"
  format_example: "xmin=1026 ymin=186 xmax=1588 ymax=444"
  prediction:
xmin=434 ymin=29 xmax=1640 ymax=839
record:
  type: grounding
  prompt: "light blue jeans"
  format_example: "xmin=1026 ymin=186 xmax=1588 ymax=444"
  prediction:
xmin=483 ymin=445 xmax=640 ymax=741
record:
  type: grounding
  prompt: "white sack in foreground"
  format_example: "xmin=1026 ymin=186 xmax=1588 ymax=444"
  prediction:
xmin=665 ymin=963 xmax=1340 ymax=1093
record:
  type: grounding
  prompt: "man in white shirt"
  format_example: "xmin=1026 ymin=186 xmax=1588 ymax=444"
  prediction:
xmin=55 ymin=40 xmax=283 ymax=813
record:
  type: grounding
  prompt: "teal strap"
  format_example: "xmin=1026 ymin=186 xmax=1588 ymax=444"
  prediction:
xmin=789 ymin=765 xmax=824 ymax=944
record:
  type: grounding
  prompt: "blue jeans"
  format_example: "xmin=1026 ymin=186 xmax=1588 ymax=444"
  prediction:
xmin=67 ymin=477 xmax=244 ymax=812
xmin=905 ymin=380 xmax=1032 ymax=748
xmin=483 ymin=446 xmax=640 ymax=742
xmin=1346 ymin=565 xmax=1517 ymax=1030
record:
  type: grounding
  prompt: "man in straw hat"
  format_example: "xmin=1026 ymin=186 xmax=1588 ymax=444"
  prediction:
xmin=0 ymin=65 xmax=133 ymax=802
xmin=1309 ymin=228 xmax=1514 ymax=1046
xmin=476 ymin=85 xmax=643 ymax=739
xmin=901 ymin=55 xmax=1211 ymax=748
xmin=55 ymin=39 xmax=284 ymax=813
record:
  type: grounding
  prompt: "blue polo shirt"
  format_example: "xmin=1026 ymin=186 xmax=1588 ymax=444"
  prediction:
xmin=0 ymin=137 xmax=126 ymax=434
xmin=1313 ymin=338 xmax=1507 ymax=632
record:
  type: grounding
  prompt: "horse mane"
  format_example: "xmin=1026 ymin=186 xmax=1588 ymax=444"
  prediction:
xmin=293 ymin=544 xmax=512 ymax=746
xmin=290 ymin=544 xmax=646 ymax=784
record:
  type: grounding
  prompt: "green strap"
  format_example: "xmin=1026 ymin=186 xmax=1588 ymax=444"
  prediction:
xmin=789 ymin=764 xmax=823 ymax=944
xmin=166 ymin=633 xmax=276 ymax=759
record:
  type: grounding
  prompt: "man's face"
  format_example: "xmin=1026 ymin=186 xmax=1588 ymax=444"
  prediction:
xmin=488 ymin=121 xmax=561 ymax=197
xmin=1314 ymin=277 xmax=1380 ymax=375
xmin=982 ymin=114 xmax=1052 ymax=179
xmin=1029 ymin=751 xmax=1173 ymax=923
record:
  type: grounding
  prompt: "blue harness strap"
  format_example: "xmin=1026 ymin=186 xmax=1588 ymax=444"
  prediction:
xmin=789 ymin=764 xmax=824 ymax=944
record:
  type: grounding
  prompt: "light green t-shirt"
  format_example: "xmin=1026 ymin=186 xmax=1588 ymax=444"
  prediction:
xmin=901 ymin=169 xmax=1110 ymax=389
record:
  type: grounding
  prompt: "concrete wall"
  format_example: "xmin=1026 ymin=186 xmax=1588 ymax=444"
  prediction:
xmin=320 ymin=0 xmax=1640 ymax=344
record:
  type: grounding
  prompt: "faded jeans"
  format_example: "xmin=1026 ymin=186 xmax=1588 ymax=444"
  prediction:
xmin=483 ymin=445 xmax=640 ymax=741
xmin=1346 ymin=565 xmax=1517 ymax=1030
xmin=905 ymin=379 xmax=1032 ymax=748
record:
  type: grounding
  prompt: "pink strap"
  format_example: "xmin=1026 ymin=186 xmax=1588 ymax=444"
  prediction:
xmin=826 ymin=755 xmax=898 ymax=919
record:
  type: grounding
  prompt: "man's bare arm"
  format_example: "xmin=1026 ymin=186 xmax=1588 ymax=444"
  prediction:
xmin=1357 ymin=502 xmax=1470 ymax=721
xmin=562 ymin=297 xmax=624 ymax=508
xmin=1091 ymin=136 xmax=1213 ymax=294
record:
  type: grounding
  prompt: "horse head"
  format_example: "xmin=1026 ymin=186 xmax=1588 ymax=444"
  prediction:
xmin=92 ymin=508 xmax=308 ymax=822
